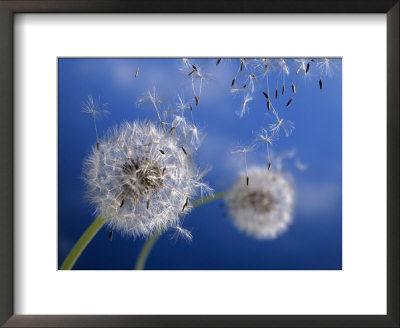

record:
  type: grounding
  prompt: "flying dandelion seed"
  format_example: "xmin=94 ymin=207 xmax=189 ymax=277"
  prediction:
xmin=138 ymin=87 xmax=164 ymax=124
xmin=257 ymin=128 xmax=274 ymax=170
xmin=231 ymin=144 xmax=255 ymax=186
xmin=269 ymin=118 xmax=295 ymax=137
xmin=226 ymin=166 xmax=295 ymax=240
xmin=236 ymin=93 xmax=253 ymax=118
xmin=317 ymin=58 xmax=336 ymax=77
xmin=81 ymin=95 xmax=109 ymax=151
xmin=172 ymin=226 xmax=193 ymax=242
xmin=83 ymin=120 xmax=212 ymax=239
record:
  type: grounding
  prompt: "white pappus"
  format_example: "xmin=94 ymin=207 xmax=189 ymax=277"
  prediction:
xmin=83 ymin=120 xmax=212 ymax=239
xmin=226 ymin=166 xmax=295 ymax=240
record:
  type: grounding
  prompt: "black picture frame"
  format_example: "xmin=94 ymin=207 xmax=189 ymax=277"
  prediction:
xmin=0 ymin=1 xmax=398 ymax=327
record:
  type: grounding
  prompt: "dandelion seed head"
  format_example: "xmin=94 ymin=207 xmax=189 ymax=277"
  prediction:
xmin=226 ymin=167 xmax=295 ymax=239
xmin=83 ymin=120 xmax=211 ymax=238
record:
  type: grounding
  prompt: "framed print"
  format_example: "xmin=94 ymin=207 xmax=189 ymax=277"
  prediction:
xmin=0 ymin=1 xmax=398 ymax=327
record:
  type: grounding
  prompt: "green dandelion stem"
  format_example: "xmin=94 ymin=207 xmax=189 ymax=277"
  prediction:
xmin=134 ymin=230 xmax=162 ymax=270
xmin=60 ymin=192 xmax=227 ymax=270
xmin=134 ymin=191 xmax=227 ymax=270
xmin=59 ymin=216 xmax=107 ymax=270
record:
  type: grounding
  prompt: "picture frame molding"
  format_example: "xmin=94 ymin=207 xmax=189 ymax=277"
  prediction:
xmin=0 ymin=1 xmax=398 ymax=327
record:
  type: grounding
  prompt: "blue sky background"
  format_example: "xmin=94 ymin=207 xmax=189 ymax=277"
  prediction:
xmin=58 ymin=58 xmax=342 ymax=270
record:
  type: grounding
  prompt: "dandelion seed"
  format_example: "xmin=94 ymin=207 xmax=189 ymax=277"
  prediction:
xmin=263 ymin=91 xmax=269 ymax=100
xmin=306 ymin=62 xmax=310 ymax=73
xmin=172 ymin=226 xmax=193 ymax=242
xmin=135 ymin=67 xmax=139 ymax=78
xmin=159 ymin=149 xmax=165 ymax=155
xmin=277 ymin=59 xmax=290 ymax=75
xmin=109 ymin=230 xmax=113 ymax=241
xmin=252 ymin=74 xmax=257 ymax=80
xmin=182 ymin=196 xmax=189 ymax=211
xmin=236 ymin=93 xmax=253 ymax=118
xmin=83 ymin=120 xmax=212 ymax=238
xmin=138 ymin=87 xmax=164 ymax=124
xmin=195 ymin=96 xmax=200 ymax=106
xmin=181 ymin=146 xmax=188 ymax=155
xmin=282 ymin=84 xmax=285 ymax=95
xmin=170 ymin=126 xmax=176 ymax=135
xmin=295 ymin=59 xmax=308 ymax=74
xmin=257 ymin=128 xmax=274 ymax=170
xmin=317 ymin=57 xmax=336 ymax=77
xmin=232 ymin=144 xmax=255 ymax=186
xmin=275 ymin=89 xmax=278 ymax=99
xmin=292 ymin=82 xmax=296 ymax=94
xmin=286 ymin=98 xmax=293 ymax=107
xmin=232 ymin=78 xmax=236 ymax=86
xmin=267 ymin=100 xmax=271 ymax=110
xmin=216 ymin=58 xmax=222 ymax=66
xmin=319 ymin=79 xmax=323 ymax=89
xmin=226 ymin=167 xmax=295 ymax=240
xmin=81 ymin=95 xmax=109 ymax=150
xmin=269 ymin=118 xmax=295 ymax=137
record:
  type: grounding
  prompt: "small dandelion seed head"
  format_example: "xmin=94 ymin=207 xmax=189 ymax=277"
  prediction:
xmin=226 ymin=167 xmax=295 ymax=240
xmin=83 ymin=120 xmax=211 ymax=238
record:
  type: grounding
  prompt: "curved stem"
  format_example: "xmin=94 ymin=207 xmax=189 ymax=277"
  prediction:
xmin=60 ymin=192 xmax=227 ymax=270
xmin=134 ymin=230 xmax=161 ymax=270
xmin=59 ymin=217 xmax=107 ymax=270
xmin=134 ymin=191 xmax=227 ymax=270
